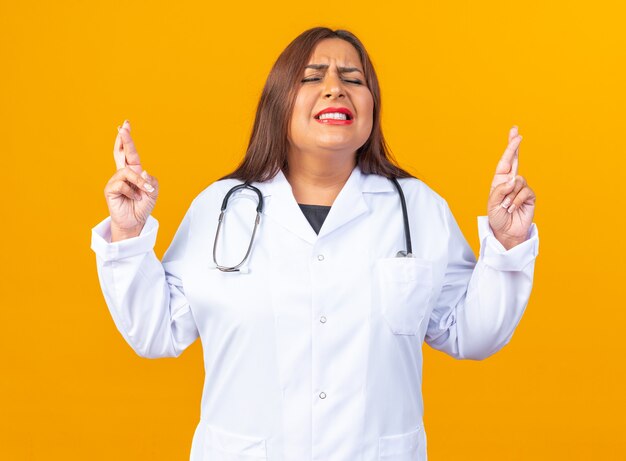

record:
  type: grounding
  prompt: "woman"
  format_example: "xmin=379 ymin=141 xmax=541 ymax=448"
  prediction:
xmin=92 ymin=27 xmax=538 ymax=461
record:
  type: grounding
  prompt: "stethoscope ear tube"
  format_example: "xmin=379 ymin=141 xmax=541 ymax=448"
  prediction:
xmin=220 ymin=182 xmax=264 ymax=213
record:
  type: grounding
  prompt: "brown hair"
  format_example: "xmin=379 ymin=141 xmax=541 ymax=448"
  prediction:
xmin=220 ymin=27 xmax=412 ymax=183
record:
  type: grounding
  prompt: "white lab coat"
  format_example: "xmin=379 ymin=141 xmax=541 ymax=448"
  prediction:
xmin=91 ymin=165 xmax=539 ymax=461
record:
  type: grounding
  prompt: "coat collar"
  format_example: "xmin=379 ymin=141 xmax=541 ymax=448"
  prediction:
xmin=242 ymin=165 xmax=396 ymax=244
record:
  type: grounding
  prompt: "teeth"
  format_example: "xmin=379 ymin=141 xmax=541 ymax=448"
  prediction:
xmin=318 ymin=112 xmax=348 ymax=120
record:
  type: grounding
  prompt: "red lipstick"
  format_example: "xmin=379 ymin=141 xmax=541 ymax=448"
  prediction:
xmin=314 ymin=107 xmax=354 ymax=125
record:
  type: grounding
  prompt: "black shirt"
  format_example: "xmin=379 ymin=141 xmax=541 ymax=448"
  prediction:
xmin=298 ymin=204 xmax=331 ymax=235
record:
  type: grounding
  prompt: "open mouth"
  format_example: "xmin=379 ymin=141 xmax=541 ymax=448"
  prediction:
xmin=315 ymin=112 xmax=353 ymax=121
xmin=314 ymin=107 xmax=354 ymax=121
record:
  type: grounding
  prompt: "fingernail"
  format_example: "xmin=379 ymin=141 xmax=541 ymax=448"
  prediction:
xmin=136 ymin=193 xmax=142 ymax=201
xmin=117 ymin=125 xmax=121 ymax=132
xmin=141 ymin=170 xmax=148 ymax=179
xmin=508 ymin=176 xmax=516 ymax=185
xmin=501 ymin=197 xmax=511 ymax=208
xmin=508 ymin=203 xmax=516 ymax=214
xmin=144 ymin=183 xmax=154 ymax=192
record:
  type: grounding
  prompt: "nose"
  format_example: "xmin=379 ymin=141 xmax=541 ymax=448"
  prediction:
xmin=322 ymin=71 xmax=345 ymax=99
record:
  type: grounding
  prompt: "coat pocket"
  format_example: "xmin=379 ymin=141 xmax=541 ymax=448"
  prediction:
xmin=379 ymin=426 xmax=425 ymax=460
xmin=205 ymin=424 xmax=267 ymax=460
xmin=375 ymin=257 xmax=433 ymax=336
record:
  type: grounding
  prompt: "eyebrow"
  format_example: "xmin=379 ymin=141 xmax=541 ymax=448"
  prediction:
xmin=304 ymin=64 xmax=363 ymax=74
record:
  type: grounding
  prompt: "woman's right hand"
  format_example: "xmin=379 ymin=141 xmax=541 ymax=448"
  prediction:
xmin=104 ymin=120 xmax=159 ymax=242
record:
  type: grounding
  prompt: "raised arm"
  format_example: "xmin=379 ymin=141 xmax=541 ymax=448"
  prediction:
xmin=425 ymin=127 xmax=539 ymax=360
xmin=91 ymin=121 xmax=199 ymax=358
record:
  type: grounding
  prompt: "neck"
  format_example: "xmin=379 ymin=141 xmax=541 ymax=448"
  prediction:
xmin=285 ymin=150 xmax=356 ymax=206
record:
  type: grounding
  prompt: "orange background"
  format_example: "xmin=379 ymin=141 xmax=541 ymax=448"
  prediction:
xmin=1 ymin=0 xmax=624 ymax=459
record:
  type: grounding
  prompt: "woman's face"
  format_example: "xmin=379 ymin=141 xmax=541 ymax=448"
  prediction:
xmin=288 ymin=38 xmax=374 ymax=161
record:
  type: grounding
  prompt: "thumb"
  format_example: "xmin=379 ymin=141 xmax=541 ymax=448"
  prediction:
xmin=488 ymin=176 xmax=516 ymax=208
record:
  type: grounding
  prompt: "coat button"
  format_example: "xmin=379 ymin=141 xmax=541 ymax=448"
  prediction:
xmin=319 ymin=392 xmax=327 ymax=399
xmin=320 ymin=316 xmax=327 ymax=323
xmin=317 ymin=254 xmax=325 ymax=261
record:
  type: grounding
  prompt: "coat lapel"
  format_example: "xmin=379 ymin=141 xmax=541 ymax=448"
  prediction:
xmin=316 ymin=166 xmax=367 ymax=239
xmin=254 ymin=169 xmax=318 ymax=244
xmin=250 ymin=165 xmax=396 ymax=244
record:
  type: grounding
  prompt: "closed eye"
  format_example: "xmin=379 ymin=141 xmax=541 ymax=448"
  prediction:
xmin=301 ymin=77 xmax=364 ymax=85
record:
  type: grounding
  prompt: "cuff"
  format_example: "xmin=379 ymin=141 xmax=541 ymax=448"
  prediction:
xmin=90 ymin=216 xmax=159 ymax=262
xmin=477 ymin=216 xmax=539 ymax=271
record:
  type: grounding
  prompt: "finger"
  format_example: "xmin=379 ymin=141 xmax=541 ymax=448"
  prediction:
xmin=498 ymin=175 xmax=527 ymax=210
xmin=113 ymin=126 xmax=125 ymax=170
xmin=488 ymin=175 xmax=517 ymax=210
xmin=506 ymin=185 xmax=536 ymax=214
xmin=508 ymin=127 xmax=520 ymax=177
xmin=110 ymin=166 xmax=156 ymax=194
xmin=140 ymin=170 xmax=159 ymax=197
xmin=511 ymin=148 xmax=519 ymax=178
xmin=495 ymin=134 xmax=523 ymax=176
xmin=119 ymin=120 xmax=142 ymax=168
xmin=510 ymin=126 xmax=520 ymax=177
xmin=106 ymin=179 xmax=143 ymax=201
xmin=141 ymin=169 xmax=156 ymax=184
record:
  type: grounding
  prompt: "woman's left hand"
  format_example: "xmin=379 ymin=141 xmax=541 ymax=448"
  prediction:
xmin=487 ymin=126 xmax=536 ymax=250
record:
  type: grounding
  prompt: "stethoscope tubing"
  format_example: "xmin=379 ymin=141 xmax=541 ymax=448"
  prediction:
xmin=390 ymin=177 xmax=413 ymax=257
xmin=213 ymin=177 xmax=412 ymax=272
xmin=213 ymin=183 xmax=264 ymax=272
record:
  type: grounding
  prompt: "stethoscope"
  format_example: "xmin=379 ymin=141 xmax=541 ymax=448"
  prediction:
xmin=213 ymin=177 xmax=413 ymax=272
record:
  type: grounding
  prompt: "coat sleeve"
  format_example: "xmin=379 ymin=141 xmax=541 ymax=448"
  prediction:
xmin=90 ymin=207 xmax=200 ymax=358
xmin=424 ymin=201 xmax=539 ymax=360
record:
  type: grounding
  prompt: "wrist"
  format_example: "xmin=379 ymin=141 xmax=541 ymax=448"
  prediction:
xmin=110 ymin=223 xmax=144 ymax=242
xmin=495 ymin=234 xmax=526 ymax=251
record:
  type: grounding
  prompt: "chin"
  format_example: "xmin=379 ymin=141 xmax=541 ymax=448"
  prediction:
xmin=317 ymin=136 xmax=364 ymax=151
xmin=315 ymin=143 xmax=358 ymax=154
